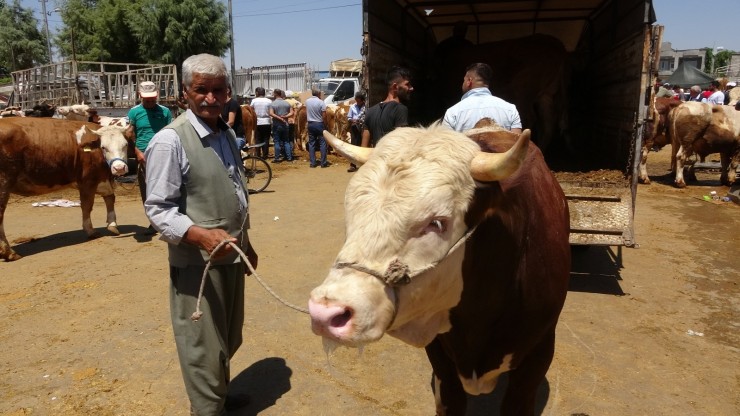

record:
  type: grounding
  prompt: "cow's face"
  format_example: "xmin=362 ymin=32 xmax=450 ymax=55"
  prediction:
xmin=309 ymin=125 xmax=529 ymax=350
xmin=77 ymin=125 xmax=129 ymax=176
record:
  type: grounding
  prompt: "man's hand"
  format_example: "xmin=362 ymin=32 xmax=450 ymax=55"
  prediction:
xmin=135 ymin=148 xmax=146 ymax=165
xmin=184 ymin=226 xmax=236 ymax=260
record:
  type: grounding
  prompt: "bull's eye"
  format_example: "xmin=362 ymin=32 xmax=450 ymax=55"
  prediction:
xmin=421 ymin=218 xmax=447 ymax=235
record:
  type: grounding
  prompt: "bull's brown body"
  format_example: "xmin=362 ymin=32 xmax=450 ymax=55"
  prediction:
xmin=0 ymin=118 xmax=127 ymax=261
xmin=427 ymin=130 xmax=571 ymax=415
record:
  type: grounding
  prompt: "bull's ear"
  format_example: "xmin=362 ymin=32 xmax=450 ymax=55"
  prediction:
xmin=323 ymin=130 xmax=373 ymax=165
xmin=77 ymin=125 xmax=102 ymax=150
xmin=85 ymin=125 xmax=103 ymax=137
xmin=470 ymin=129 xmax=530 ymax=182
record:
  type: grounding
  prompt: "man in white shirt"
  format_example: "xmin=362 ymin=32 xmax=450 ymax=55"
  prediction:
xmin=702 ymin=80 xmax=725 ymax=105
xmin=442 ymin=63 xmax=522 ymax=133
xmin=250 ymin=87 xmax=272 ymax=158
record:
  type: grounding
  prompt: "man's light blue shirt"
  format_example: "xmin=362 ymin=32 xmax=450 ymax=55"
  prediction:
xmin=442 ymin=87 xmax=522 ymax=132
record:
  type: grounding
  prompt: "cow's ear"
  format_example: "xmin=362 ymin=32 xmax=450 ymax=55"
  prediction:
xmin=78 ymin=126 xmax=102 ymax=151
xmin=87 ymin=125 xmax=103 ymax=137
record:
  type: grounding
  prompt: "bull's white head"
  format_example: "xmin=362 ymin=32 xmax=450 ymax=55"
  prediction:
xmin=309 ymin=124 xmax=529 ymax=350
xmin=75 ymin=124 xmax=129 ymax=176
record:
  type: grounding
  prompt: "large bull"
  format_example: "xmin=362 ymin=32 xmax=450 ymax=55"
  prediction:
xmin=435 ymin=34 xmax=570 ymax=152
xmin=669 ymin=102 xmax=740 ymax=187
xmin=310 ymin=122 xmax=571 ymax=415
xmin=0 ymin=118 xmax=129 ymax=261
xmin=639 ymin=97 xmax=682 ymax=184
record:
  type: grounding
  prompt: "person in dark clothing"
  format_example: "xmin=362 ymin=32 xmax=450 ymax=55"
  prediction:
xmin=222 ymin=88 xmax=246 ymax=149
xmin=361 ymin=66 xmax=413 ymax=147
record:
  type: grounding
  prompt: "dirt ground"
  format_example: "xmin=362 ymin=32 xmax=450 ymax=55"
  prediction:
xmin=1 ymin=147 xmax=738 ymax=416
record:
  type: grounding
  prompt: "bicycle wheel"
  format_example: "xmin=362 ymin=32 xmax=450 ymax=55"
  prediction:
xmin=241 ymin=155 xmax=272 ymax=193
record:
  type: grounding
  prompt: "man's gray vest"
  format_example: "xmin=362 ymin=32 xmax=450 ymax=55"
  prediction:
xmin=167 ymin=114 xmax=248 ymax=267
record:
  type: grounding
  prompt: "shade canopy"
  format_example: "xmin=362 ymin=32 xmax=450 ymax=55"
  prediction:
xmin=666 ymin=62 xmax=714 ymax=88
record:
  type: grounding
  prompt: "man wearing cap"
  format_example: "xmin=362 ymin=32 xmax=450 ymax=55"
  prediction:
xmin=127 ymin=80 xmax=173 ymax=235
xmin=723 ymin=81 xmax=736 ymax=105
xmin=655 ymin=82 xmax=674 ymax=98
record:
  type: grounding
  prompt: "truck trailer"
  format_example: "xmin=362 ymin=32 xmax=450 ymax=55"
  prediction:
xmin=361 ymin=0 xmax=662 ymax=248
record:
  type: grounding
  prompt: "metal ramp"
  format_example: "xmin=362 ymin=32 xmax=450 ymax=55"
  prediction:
xmin=559 ymin=180 xmax=635 ymax=247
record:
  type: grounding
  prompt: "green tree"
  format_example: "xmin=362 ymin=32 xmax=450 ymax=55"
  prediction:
xmin=129 ymin=0 xmax=230 ymax=69
xmin=55 ymin=0 xmax=98 ymax=62
xmin=704 ymin=48 xmax=734 ymax=75
xmin=0 ymin=0 xmax=50 ymax=70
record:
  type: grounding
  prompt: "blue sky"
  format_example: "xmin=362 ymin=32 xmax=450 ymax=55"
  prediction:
xmin=20 ymin=0 xmax=740 ymax=69
xmin=652 ymin=0 xmax=739 ymax=53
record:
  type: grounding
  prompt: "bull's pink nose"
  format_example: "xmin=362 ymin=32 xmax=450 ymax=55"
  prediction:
xmin=111 ymin=163 xmax=128 ymax=176
xmin=308 ymin=299 xmax=353 ymax=336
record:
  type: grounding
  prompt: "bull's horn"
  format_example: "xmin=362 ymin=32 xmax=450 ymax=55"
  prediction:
xmin=323 ymin=130 xmax=373 ymax=165
xmin=470 ymin=129 xmax=531 ymax=182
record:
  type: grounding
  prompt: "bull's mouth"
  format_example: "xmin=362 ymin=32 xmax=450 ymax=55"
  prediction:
xmin=330 ymin=308 xmax=352 ymax=328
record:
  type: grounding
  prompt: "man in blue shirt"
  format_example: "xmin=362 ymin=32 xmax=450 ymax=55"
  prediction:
xmin=305 ymin=89 xmax=329 ymax=167
xmin=443 ymin=63 xmax=522 ymax=133
xmin=127 ymin=80 xmax=173 ymax=235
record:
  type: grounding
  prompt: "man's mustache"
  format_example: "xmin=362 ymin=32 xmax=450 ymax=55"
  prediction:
xmin=199 ymin=101 xmax=222 ymax=108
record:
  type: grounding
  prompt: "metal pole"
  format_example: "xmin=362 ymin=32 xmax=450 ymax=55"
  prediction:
xmin=228 ymin=0 xmax=237 ymax=92
xmin=40 ymin=0 xmax=52 ymax=63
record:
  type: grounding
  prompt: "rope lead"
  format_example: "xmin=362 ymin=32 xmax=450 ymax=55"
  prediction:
xmin=191 ymin=239 xmax=309 ymax=322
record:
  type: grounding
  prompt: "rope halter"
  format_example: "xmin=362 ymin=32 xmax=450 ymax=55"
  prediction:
xmin=331 ymin=226 xmax=478 ymax=329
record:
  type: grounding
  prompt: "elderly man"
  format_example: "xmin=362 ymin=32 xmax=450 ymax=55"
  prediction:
xmin=144 ymin=53 xmax=258 ymax=416
xmin=127 ymin=80 xmax=172 ymax=235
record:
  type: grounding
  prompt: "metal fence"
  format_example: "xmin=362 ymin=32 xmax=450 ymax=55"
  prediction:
xmin=234 ymin=63 xmax=313 ymax=97
xmin=10 ymin=60 xmax=179 ymax=111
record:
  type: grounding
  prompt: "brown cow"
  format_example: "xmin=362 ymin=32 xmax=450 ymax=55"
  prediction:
xmin=669 ymin=102 xmax=740 ymax=187
xmin=311 ymin=122 xmax=570 ymax=415
xmin=285 ymin=98 xmax=303 ymax=151
xmin=0 ymin=118 xmax=129 ymax=261
xmin=294 ymin=105 xmax=307 ymax=151
xmin=639 ymin=97 xmax=682 ymax=184
xmin=436 ymin=34 xmax=569 ymax=152
xmin=240 ymin=104 xmax=256 ymax=148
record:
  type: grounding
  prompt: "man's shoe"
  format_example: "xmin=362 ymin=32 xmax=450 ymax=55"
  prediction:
xmin=272 ymin=159 xmax=282 ymax=163
xmin=224 ymin=392 xmax=251 ymax=411
xmin=310 ymin=163 xmax=318 ymax=168
xmin=347 ymin=165 xmax=357 ymax=172
xmin=321 ymin=163 xmax=330 ymax=168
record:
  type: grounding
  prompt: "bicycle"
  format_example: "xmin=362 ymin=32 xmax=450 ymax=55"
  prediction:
xmin=241 ymin=143 xmax=272 ymax=193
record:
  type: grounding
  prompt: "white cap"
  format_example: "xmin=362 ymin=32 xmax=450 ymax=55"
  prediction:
xmin=138 ymin=81 xmax=158 ymax=98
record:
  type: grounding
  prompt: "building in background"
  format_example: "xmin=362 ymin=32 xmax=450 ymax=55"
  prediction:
xmin=659 ymin=42 xmax=740 ymax=81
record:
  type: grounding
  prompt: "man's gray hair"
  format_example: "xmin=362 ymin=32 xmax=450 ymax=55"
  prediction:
xmin=182 ymin=54 xmax=228 ymax=88
xmin=690 ymin=85 xmax=701 ymax=94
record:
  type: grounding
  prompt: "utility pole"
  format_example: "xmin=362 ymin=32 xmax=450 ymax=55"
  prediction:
xmin=40 ymin=0 xmax=53 ymax=63
xmin=228 ymin=0 xmax=237 ymax=92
